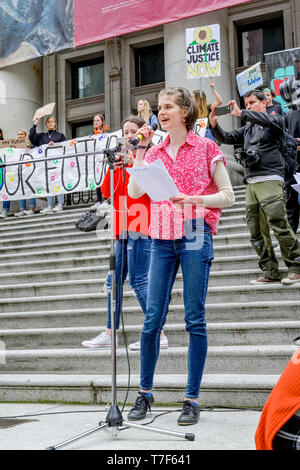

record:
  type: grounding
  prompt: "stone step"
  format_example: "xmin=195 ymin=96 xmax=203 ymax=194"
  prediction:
xmin=0 ymin=266 xmax=288 ymax=288
xmin=1 ymin=299 xmax=299 ymax=330
xmin=0 ymin=320 xmax=299 ymax=350
xmin=0 ymin=277 xmax=298 ymax=307
xmin=0 ymin=345 xmax=296 ymax=375
xmin=0 ymin=373 xmax=278 ymax=407
xmin=0 ymin=266 xmax=290 ymax=300
xmin=0 ymin=239 xmax=264 ymax=259
xmin=0 ymin=252 xmax=263 ymax=276
xmin=0 ymin=222 xmax=259 ymax=251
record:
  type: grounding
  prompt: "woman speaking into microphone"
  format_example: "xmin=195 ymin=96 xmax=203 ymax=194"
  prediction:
xmin=127 ymin=87 xmax=235 ymax=425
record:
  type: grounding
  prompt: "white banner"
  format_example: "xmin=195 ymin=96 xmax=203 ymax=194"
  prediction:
xmin=0 ymin=130 xmax=170 ymax=202
xmin=0 ymin=126 xmax=207 ymax=202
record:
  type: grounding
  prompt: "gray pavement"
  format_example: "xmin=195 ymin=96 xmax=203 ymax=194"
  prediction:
xmin=0 ymin=402 xmax=261 ymax=450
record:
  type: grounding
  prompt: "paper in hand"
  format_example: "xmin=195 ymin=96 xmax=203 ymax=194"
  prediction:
xmin=127 ymin=159 xmax=180 ymax=201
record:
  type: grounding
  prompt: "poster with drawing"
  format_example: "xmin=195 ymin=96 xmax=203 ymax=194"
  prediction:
xmin=186 ymin=24 xmax=221 ymax=80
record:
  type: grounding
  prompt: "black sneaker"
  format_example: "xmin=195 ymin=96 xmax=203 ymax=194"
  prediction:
xmin=127 ymin=391 xmax=154 ymax=421
xmin=177 ymin=400 xmax=200 ymax=426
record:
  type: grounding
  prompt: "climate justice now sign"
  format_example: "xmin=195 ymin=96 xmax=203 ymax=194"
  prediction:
xmin=186 ymin=24 xmax=221 ymax=79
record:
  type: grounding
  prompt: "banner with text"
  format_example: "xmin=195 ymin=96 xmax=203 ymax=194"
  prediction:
xmin=0 ymin=130 xmax=171 ymax=202
xmin=186 ymin=24 xmax=221 ymax=80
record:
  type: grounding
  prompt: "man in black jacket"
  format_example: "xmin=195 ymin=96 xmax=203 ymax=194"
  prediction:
xmin=210 ymin=89 xmax=300 ymax=285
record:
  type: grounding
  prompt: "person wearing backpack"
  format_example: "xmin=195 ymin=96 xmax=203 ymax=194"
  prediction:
xmin=284 ymin=107 xmax=300 ymax=234
xmin=209 ymin=89 xmax=300 ymax=285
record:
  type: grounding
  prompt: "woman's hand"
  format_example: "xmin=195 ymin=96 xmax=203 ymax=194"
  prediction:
xmin=33 ymin=117 xmax=39 ymax=126
xmin=133 ymin=124 xmax=154 ymax=148
xmin=170 ymin=194 xmax=203 ymax=207
xmin=48 ymin=141 xmax=54 ymax=146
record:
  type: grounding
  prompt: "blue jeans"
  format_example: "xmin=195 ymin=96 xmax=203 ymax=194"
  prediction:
xmin=47 ymin=194 xmax=64 ymax=207
xmin=3 ymin=198 xmax=36 ymax=211
xmin=140 ymin=219 xmax=214 ymax=399
xmin=107 ymin=234 xmax=152 ymax=330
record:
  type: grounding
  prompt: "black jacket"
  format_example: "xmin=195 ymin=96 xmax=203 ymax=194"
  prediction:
xmin=29 ymin=125 xmax=66 ymax=147
xmin=211 ymin=110 xmax=285 ymax=180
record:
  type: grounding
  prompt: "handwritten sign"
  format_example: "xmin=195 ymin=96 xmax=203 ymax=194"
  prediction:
xmin=0 ymin=139 xmax=27 ymax=149
xmin=236 ymin=62 xmax=263 ymax=97
xmin=33 ymin=102 xmax=56 ymax=121
xmin=186 ymin=24 xmax=221 ymax=79
xmin=0 ymin=129 xmax=174 ymax=201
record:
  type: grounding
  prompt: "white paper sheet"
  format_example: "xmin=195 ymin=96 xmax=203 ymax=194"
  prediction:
xmin=291 ymin=172 xmax=300 ymax=193
xmin=127 ymin=159 xmax=180 ymax=202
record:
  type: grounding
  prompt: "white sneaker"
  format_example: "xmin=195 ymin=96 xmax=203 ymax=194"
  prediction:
xmin=24 ymin=209 xmax=35 ymax=216
xmin=129 ymin=335 xmax=168 ymax=350
xmin=14 ymin=210 xmax=26 ymax=217
xmin=81 ymin=331 xmax=118 ymax=349
xmin=90 ymin=201 xmax=101 ymax=210
xmin=0 ymin=211 xmax=8 ymax=219
xmin=52 ymin=204 xmax=63 ymax=212
xmin=41 ymin=206 xmax=53 ymax=214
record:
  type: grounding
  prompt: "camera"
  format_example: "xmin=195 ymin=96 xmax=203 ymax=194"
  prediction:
xmin=240 ymin=149 xmax=260 ymax=167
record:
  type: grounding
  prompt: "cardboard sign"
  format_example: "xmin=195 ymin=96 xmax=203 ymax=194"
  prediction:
xmin=186 ymin=24 xmax=221 ymax=79
xmin=0 ymin=139 xmax=27 ymax=149
xmin=33 ymin=102 xmax=56 ymax=121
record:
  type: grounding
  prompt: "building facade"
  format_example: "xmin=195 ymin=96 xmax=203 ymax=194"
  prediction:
xmin=1 ymin=0 xmax=300 ymax=183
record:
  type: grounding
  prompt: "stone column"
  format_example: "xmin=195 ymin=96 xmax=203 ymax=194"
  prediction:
xmin=0 ymin=58 xmax=43 ymax=138
xmin=106 ymin=38 xmax=122 ymax=131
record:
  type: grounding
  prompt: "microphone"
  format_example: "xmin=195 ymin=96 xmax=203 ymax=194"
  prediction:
xmin=129 ymin=123 xmax=158 ymax=147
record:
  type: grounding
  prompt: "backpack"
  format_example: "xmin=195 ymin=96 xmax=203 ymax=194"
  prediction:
xmin=277 ymin=130 xmax=297 ymax=181
xmin=75 ymin=209 xmax=107 ymax=232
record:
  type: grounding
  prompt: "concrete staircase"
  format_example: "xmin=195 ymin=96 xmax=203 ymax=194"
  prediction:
xmin=0 ymin=186 xmax=298 ymax=407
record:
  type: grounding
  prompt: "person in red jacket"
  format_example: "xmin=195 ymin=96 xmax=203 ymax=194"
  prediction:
xmin=81 ymin=115 xmax=168 ymax=350
xmin=255 ymin=346 xmax=300 ymax=450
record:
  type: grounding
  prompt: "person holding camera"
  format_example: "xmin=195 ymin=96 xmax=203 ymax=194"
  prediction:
xmin=209 ymin=89 xmax=300 ymax=285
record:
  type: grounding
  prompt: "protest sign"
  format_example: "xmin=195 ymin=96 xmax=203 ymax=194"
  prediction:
xmin=0 ymin=139 xmax=27 ymax=149
xmin=0 ymin=133 xmax=114 ymax=201
xmin=33 ymin=102 xmax=56 ymax=121
xmin=0 ymin=125 xmax=211 ymax=203
xmin=186 ymin=24 xmax=221 ymax=79
xmin=236 ymin=62 xmax=263 ymax=96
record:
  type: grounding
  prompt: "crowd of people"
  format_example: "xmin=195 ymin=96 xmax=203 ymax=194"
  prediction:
xmin=1 ymin=84 xmax=299 ymax=441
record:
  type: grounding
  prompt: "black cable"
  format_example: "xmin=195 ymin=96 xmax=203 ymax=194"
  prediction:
xmin=0 ymin=405 xmax=262 ymax=421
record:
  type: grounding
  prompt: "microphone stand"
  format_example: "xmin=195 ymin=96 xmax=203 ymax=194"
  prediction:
xmin=31 ymin=144 xmax=194 ymax=449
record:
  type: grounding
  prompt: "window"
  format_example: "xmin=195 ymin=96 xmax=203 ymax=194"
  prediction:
xmin=72 ymin=57 xmax=104 ymax=99
xmin=134 ymin=43 xmax=165 ymax=87
xmin=72 ymin=121 xmax=93 ymax=138
xmin=237 ymin=16 xmax=284 ymax=67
